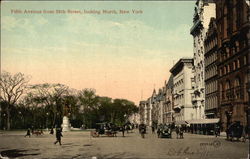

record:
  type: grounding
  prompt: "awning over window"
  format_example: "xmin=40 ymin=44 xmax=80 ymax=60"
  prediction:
xmin=187 ymin=118 xmax=220 ymax=124
xmin=175 ymin=121 xmax=188 ymax=125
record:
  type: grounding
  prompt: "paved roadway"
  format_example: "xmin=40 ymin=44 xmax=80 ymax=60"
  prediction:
xmin=0 ymin=129 xmax=248 ymax=159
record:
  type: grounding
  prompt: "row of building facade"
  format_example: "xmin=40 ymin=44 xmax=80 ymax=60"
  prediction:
xmin=139 ymin=0 xmax=249 ymax=132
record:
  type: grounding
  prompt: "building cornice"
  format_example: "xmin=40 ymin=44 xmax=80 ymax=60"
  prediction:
xmin=190 ymin=19 xmax=203 ymax=35
xmin=170 ymin=58 xmax=193 ymax=75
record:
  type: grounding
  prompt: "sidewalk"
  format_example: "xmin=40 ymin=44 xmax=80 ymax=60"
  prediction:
xmin=220 ymin=132 xmax=227 ymax=137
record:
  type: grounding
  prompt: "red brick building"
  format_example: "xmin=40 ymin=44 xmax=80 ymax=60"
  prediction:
xmin=216 ymin=0 xmax=249 ymax=131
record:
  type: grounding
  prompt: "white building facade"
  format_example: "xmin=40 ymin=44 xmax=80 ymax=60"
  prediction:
xmin=170 ymin=58 xmax=196 ymax=125
xmin=190 ymin=0 xmax=216 ymax=120
xmin=139 ymin=101 xmax=147 ymax=124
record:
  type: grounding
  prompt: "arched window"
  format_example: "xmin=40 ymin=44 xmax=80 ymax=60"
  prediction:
xmin=235 ymin=77 xmax=240 ymax=87
xmin=225 ymin=80 xmax=230 ymax=90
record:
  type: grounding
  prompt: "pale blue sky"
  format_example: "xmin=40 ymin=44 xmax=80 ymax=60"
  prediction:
xmin=1 ymin=1 xmax=195 ymax=104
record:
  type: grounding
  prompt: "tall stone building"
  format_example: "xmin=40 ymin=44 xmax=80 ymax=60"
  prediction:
xmin=163 ymin=75 xmax=174 ymax=124
xmin=216 ymin=0 xmax=249 ymax=130
xmin=170 ymin=58 xmax=196 ymax=125
xmin=190 ymin=0 xmax=216 ymax=120
xmin=204 ymin=17 xmax=219 ymax=118
xmin=146 ymin=98 xmax=152 ymax=126
xmin=151 ymin=89 xmax=160 ymax=126
xmin=156 ymin=88 xmax=165 ymax=124
xmin=139 ymin=101 xmax=147 ymax=124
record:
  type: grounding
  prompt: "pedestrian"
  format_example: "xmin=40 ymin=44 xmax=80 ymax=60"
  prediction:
xmin=157 ymin=127 xmax=161 ymax=138
xmin=215 ymin=124 xmax=220 ymax=137
xmin=121 ymin=125 xmax=125 ymax=137
xmin=179 ymin=126 xmax=184 ymax=139
xmin=152 ymin=126 xmax=155 ymax=134
xmin=25 ymin=128 xmax=31 ymax=137
xmin=176 ymin=126 xmax=180 ymax=139
xmin=50 ymin=127 xmax=54 ymax=135
xmin=54 ymin=128 xmax=63 ymax=145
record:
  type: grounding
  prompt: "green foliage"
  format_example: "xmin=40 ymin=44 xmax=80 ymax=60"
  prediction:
xmin=0 ymin=72 xmax=139 ymax=129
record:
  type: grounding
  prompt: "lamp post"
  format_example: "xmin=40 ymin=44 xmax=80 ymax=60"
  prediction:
xmin=46 ymin=112 xmax=49 ymax=130
xmin=3 ymin=113 xmax=6 ymax=130
xmin=18 ymin=111 xmax=22 ymax=128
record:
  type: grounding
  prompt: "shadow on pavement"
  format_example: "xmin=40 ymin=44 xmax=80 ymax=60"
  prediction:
xmin=1 ymin=149 xmax=40 ymax=158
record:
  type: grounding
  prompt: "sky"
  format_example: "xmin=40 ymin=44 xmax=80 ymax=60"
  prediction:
xmin=1 ymin=1 xmax=195 ymax=105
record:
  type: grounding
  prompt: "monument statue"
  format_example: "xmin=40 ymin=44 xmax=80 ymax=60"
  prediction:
xmin=61 ymin=105 xmax=71 ymax=132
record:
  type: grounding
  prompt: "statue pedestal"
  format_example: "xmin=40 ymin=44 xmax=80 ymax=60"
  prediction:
xmin=61 ymin=116 xmax=71 ymax=132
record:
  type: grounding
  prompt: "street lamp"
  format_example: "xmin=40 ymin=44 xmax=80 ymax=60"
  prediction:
xmin=3 ymin=113 xmax=6 ymax=130
xmin=46 ymin=112 xmax=49 ymax=130
xmin=18 ymin=111 xmax=23 ymax=128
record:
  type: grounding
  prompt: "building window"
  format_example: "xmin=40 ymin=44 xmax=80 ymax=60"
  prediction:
xmin=225 ymin=80 xmax=231 ymax=100
xmin=233 ymin=61 xmax=236 ymax=70
xmin=244 ymin=56 xmax=247 ymax=65
xmin=232 ymin=47 xmax=235 ymax=54
xmin=220 ymin=83 xmax=223 ymax=99
xmin=227 ymin=64 xmax=230 ymax=73
xmin=223 ymin=5 xmax=228 ymax=38
xmin=235 ymin=41 xmax=240 ymax=52
xmin=235 ymin=77 xmax=240 ymax=87
xmin=237 ymin=59 xmax=240 ymax=68
xmin=224 ymin=66 xmax=227 ymax=74
xmin=234 ymin=77 xmax=241 ymax=99
xmin=226 ymin=47 xmax=230 ymax=58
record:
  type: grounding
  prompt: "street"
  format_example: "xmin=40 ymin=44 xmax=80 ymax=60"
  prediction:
xmin=0 ymin=129 xmax=248 ymax=159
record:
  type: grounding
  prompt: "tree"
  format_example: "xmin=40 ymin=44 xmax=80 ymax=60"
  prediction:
xmin=0 ymin=71 xmax=30 ymax=130
xmin=98 ymin=98 xmax=138 ymax=125
xmin=78 ymin=88 xmax=99 ymax=128
xmin=111 ymin=99 xmax=138 ymax=124
xmin=28 ymin=83 xmax=69 ymax=127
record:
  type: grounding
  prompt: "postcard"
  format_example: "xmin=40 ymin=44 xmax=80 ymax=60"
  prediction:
xmin=0 ymin=0 xmax=249 ymax=159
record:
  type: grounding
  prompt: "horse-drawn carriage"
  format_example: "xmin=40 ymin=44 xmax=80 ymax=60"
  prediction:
xmin=91 ymin=122 xmax=118 ymax=137
xmin=157 ymin=124 xmax=172 ymax=138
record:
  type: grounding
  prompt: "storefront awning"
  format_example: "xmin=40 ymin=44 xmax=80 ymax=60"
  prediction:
xmin=175 ymin=121 xmax=188 ymax=125
xmin=187 ymin=118 xmax=220 ymax=124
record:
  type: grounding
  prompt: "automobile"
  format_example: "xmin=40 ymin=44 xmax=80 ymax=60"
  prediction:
xmin=157 ymin=124 xmax=172 ymax=138
xmin=226 ymin=121 xmax=243 ymax=141
xmin=91 ymin=122 xmax=117 ymax=137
